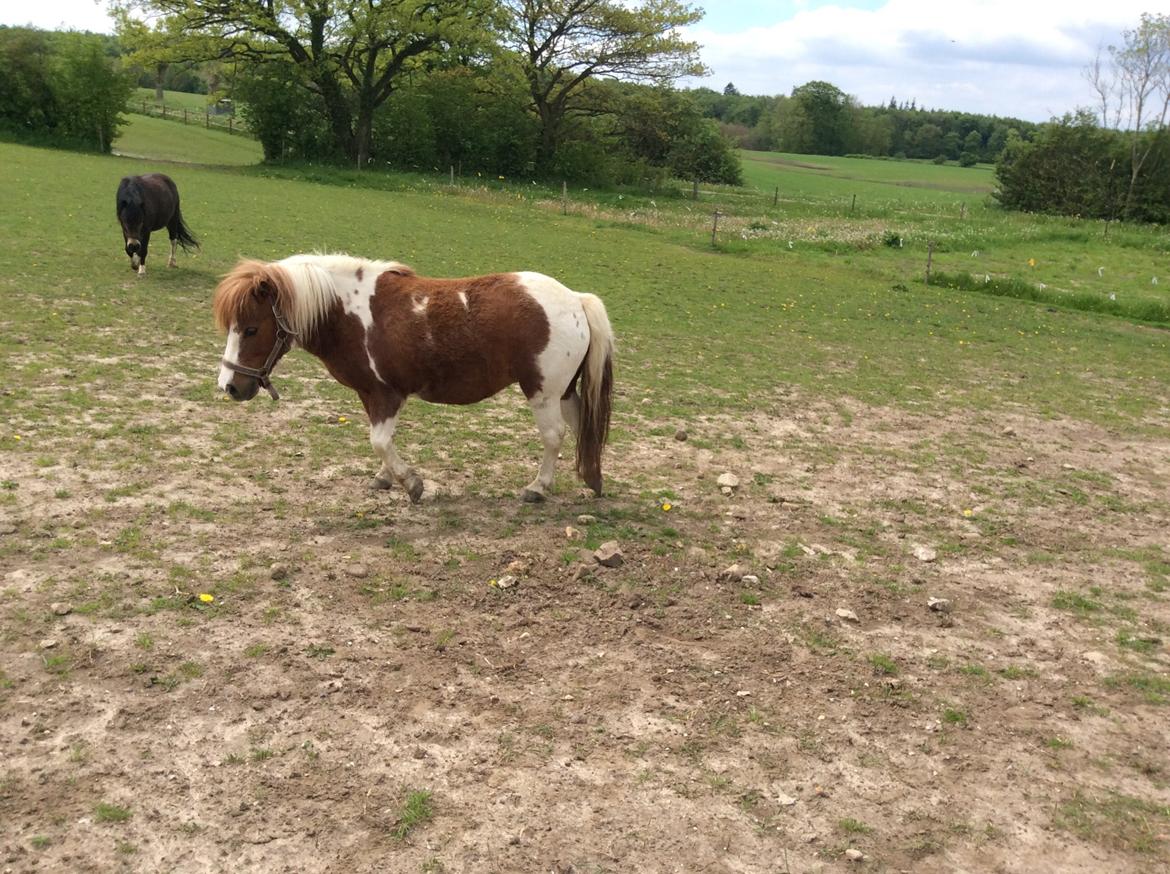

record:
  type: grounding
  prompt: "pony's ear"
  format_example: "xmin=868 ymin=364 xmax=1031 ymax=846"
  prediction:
xmin=253 ymin=278 xmax=271 ymax=300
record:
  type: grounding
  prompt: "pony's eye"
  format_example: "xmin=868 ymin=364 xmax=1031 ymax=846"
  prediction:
xmin=243 ymin=327 xmax=258 ymax=338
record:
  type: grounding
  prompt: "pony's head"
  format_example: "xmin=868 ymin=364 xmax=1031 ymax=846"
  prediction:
xmin=116 ymin=178 xmax=145 ymax=269
xmin=213 ymin=260 xmax=298 ymax=401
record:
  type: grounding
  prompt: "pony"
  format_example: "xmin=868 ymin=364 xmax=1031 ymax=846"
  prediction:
xmin=213 ymin=254 xmax=614 ymax=503
xmin=115 ymin=173 xmax=199 ymax=276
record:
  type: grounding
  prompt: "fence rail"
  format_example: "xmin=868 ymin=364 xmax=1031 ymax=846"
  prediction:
xmin=128 ymin=101 xmax=254 ymax=138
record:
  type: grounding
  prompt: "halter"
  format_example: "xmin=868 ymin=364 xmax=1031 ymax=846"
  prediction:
xmin=221 ymin=300 xmax=298 ymax=400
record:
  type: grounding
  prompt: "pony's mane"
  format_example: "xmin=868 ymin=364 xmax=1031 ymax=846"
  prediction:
xmin=213 ymin=254 xmax=415 ymax=336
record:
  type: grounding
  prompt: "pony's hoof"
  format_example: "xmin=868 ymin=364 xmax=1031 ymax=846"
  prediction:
xmin=369 ymin=476 xmax=393 ymax=491
xmin=520 ymin=488 xmax=546 ymax=503
xmin=167 ymin=260 xmax=177 ymax=268
xmin=405 ymin=476 xmax=424 ymax=504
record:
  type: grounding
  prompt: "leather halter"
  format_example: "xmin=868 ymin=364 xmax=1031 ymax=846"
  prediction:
xmin=221 ymin=300 xmax=297 ymax=400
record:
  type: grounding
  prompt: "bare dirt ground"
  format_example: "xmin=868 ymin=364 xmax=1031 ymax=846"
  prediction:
xmin=2 ymin=379 xmax=1169 ymax=873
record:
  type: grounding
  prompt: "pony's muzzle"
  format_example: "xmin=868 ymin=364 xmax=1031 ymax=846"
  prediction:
xmin=223 ymin=379 xmax=258 ymax=402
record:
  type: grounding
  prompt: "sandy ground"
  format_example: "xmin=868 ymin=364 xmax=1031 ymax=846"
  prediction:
xmin=2 ymin=380 xmax=1169 ymax=873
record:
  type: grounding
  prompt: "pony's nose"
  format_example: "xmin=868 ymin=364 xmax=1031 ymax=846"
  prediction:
xmin=225 ymin=382 xmax=240 ymax=399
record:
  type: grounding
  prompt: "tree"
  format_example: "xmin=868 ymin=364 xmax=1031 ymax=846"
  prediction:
xmin=1084 ymin=13 xmax=1170 ymax=217
xmin=790 ymin=81 xmax=849 ymax=155
xmin=502 ymin=0 xmax=706 ymax=167
xmin=52 ymin=33 xmax=133 ymax=152
xmin=119 ymin=0 xmax=497 ymax=167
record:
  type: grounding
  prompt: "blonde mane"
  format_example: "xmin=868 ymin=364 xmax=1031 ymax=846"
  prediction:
xmin=212 ymin=257 xmax=342 ymax=337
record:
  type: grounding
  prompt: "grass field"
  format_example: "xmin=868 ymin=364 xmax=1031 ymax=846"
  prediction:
xmin=114 ymin=113 xmax=262 ymax=166
xmin=132 ymin=87 xmax=215 ymax=113
xmin=1 ymin=131 xmax=1169 ymax=872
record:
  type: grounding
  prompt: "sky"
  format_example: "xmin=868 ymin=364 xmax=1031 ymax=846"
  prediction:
xmin=1 ymin=0 xmax=1154 ymax=123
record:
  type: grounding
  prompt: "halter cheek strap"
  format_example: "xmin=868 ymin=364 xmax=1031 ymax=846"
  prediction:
xmin=221 ymin=301 xmax=298 ymax=400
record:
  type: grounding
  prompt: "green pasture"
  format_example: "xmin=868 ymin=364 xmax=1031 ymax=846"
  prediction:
xmin=2 ymin=136 xmax=1169 ymax=442
xmin=739 ymin=149 xmax=995 ymax=206
xmin=131 ymin=87 xmax=215 ymax=113
xmin=114 ymin=114 xmax=261 ymax=166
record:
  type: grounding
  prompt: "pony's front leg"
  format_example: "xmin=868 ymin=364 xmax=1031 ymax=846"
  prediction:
xmin=136 ymin=232 xmax=151 ymax=276
xmin=167 ymin=238 xmax=178 ymax=268
xmin=522 ymin=397 xmax=567 ymax=503
xmin=369 ymin=415 xmax=424 ymax=504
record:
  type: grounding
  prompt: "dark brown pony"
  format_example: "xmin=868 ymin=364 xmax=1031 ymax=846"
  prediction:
xmin=214 ymin=254 xmax=614 ymax=502
xmin=116 ymin=173 xmax=198 ymax=276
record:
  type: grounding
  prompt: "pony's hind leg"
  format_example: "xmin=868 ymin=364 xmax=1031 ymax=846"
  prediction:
xmin=369 ymin=414 xmax=425 ymax=503
xmin=522 ymin=396 xmax=568 ymax=503
xmin=561 ymin=390 xmax=582 ymax=437
xmin=168 ymin=238 xmax=178 ymax=268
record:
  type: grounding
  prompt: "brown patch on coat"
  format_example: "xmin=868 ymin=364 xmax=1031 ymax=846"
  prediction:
xmin=360 ymin=271 xmax=551 ymax=405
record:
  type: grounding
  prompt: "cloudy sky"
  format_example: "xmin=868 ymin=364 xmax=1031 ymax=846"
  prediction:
xmin=2 ymin=0 xmax=1152 ymax=122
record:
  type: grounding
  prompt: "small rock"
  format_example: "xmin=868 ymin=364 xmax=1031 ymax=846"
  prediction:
xmin=928 ymin=597 xmax=951 ymax=613
xmin=50 ymin=602 xmax=72 ymax=616
xmin=564 ymin=526 xmax=582 ymax=540
xmin=40 ymin=638 xmax=58 ymax=649
xmin=776 ymin=792 xmax=798 ymax=807
xmin=741 ymin=574 xmax=760 ymax=586
xmin=0 ymin=522 xmax=16 ymax=536
xmin=270 ymin=564 xmax=290 ymax=582
xmin=845 ymin=848 xmax=865 ymax=862
xmin=716 ymin=472 xmax=740 ymax=490
xmin=344 ymin=564 xmax=369 ymax=579
xmin=674 ymin=429 xmax=688 ymax=442
xmin=835 ymin=607 xmax=860 ymax=623
xmin=1062 ymin=463 xmax=1075 ymax=471
xmin=735 ymin=690 xmax=751 ymax=697
xmin=495 ymin=575 xmax=518 ymax=590
xmin=569 ymin=563 xmax=595 ymax=584
xmin=576 ymin=514 xmax=597 ymax=525
xmin=1001 ymin=426 xmax=1016 ymax=437
xmin=505 ymin=559 xmax=530 ymax=575
xmin=594 ymin=541 xmax=624 ymax=568
xmin=912 ymin=545 xmax=938 ymax=563
xmin=717 ymin=563 xmax=747 ymax=583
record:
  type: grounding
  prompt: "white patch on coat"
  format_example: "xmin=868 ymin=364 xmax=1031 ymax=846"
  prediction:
xmin=514 ymin=271 xmax=591 ymax=401
xmin=412 ymin=296 xmax=428 ymax=316
xmin=278 ymin=253 xmax=405 ymax=385
xmin=218 ymin=327 xmax=241 ymax=390
xmin=458 ymin=291 xmax=469 ymax=310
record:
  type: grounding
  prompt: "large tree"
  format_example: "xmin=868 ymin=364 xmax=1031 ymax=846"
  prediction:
xmin=117 ymin=0 xmax=497 ymax=166
xmin=502 ymin=0 xmax=706 ymax=166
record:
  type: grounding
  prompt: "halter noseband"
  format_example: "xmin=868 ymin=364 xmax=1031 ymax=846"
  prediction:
xmin=221 ymin=300 xmax=297 ymax=400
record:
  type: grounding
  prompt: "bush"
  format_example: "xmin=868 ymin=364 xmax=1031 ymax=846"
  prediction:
xmin=0 ymin=27 xmax=131 ymax=152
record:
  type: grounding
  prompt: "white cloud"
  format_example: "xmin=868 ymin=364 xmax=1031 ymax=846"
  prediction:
xmin=686 ymin=0 xmax=1153 ymax=121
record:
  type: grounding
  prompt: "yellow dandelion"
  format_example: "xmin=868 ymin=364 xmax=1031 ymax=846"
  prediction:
xmin=962 ymin=509 xmax=974 ymax=517
xmin=12 ymin=435 xmax=20 ymax=441
xmin=198 ymin=593 xmax=214 ymax=603
xmin=661 ymin=502 xmax=672 ymax=512
xmin=338 ymin=415 xmax=348 ymax=424
xmin=1027 ymin=258 xmax=1036 ymax=267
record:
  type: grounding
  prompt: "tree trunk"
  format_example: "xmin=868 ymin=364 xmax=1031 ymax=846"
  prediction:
xmin=155 ymin=62 xmax=167 ymax=101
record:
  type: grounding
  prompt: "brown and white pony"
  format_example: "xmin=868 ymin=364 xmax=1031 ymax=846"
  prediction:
xmin=213 ymin=254 xmax=614 ymax=502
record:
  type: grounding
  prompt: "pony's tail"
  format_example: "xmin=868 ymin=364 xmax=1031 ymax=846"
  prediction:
xmin=173 ymin=208 xmax=200 ymax=252
xmin=575 ymin=292 xmax=614 ymax=496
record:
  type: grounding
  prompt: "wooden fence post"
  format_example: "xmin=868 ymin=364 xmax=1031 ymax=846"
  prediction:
xmin=711 ymin=210 xmax=721 ymax=246
xmin=562 ymin=180 xmax=568 ymax=215
xmin=773 ymin=186 xmax=778 ymax=207
xmin=183 ymin=109 xmax=188 ymax=125
xmin=850 ymin=193 xmax=856 ymax=213
xmin=206 ymin=111 xmax=210 ymax=129
xmin=228 ymin=117 xmax=233 ymax=135
xmin=692 ymin=179 xmax=699 ymax=200
xmin=926 ymin=241 xmax=935 ymax=284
